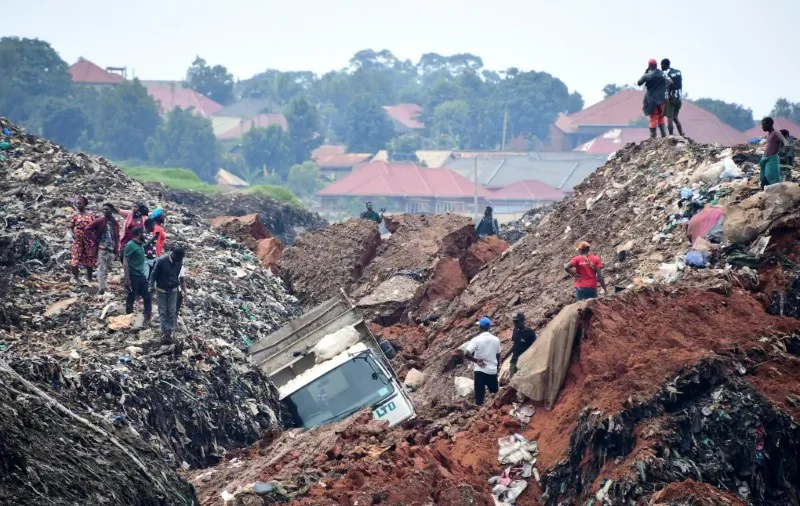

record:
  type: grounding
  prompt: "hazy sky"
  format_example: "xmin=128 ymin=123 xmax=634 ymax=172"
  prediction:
xmin=8 ymin=0 xmax=799 ymax=116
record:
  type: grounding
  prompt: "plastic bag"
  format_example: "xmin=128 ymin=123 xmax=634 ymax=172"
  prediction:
xmin=454 ymin=376 xmax=474 ymax=397
xmin=313 ymin=325 xmax=360 ymax=363
xmin=720 ymin=157 xmax=744 ymax=179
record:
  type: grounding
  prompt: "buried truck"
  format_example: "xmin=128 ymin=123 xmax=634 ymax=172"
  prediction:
xmin=248 ymin=292 xmax=415 ymax=429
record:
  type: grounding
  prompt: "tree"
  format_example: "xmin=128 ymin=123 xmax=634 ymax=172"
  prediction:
xmin=344 ymin=94 xmax=395 ymax=153
xmin=185 ymin=56 xmax=234 ymax=105
xmin=500 ymin=70 xmax=579 ymax=141
xmin=95 ymin=79 xmax=161 ymax=161
xmin=241 ymin=125 xmax=292 ymax=179
xmin=287 ymin=161 xmax=322 ymax=197
xmin=146 ymin=107 xmax=221 ymax=182
xmin=0 ymin=37 xmax=73 ymax=125
xmin=285 ymin=96 xmax=323 ymax=164
xmin=771 ymin=99 xmax=800 ymax=125
xmin=386 ymin=135 xmax=420 ymax=162
xmin=602 ymin=83 xmax=635 ymax=98
xmin=431 ymin=100 xmax=470 ymax=148
xmin=38 ymin=97 xmax=89 ymax=148
xmin=692 ymin=98 xmax=754 ymax=131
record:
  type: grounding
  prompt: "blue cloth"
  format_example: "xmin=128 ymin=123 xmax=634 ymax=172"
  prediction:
xmin=478 ymin=317 xmax=492 ymax=327
xmin=149 ymin=208 xmax=165 ymax=220
xmin=575 ymin=288 xmax=598 ymax=301
xmin=686 ymin=250 xmax=707 ymax=267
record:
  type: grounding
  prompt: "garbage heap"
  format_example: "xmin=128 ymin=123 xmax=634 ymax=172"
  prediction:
xmin=0 ymin=117 xmax=302 ymax=469
xmin=159 ymin=188 xmax=327 ymax=245
xmin=498 ymin=204 xmax=553 ymax=244
xmin=280 ymin=213 xmax=509 ymax=323
xmin=0 ymin=359 xmax=198 ymax=505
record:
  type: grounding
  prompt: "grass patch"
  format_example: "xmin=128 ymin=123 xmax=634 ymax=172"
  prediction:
xmin=121 ymin=165 xmax=221 ymax=194
xmin=246 ymin=185 xmax=301 ymax=206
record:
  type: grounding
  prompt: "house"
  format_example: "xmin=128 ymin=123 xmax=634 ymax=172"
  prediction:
xmin=547 ymin=90 xmax=750 ymax=150
xmin=573 ymin=128 xmax=652 ymax=154
xmin=214 ymin=98 xmax=280 ymax=120
xmin=216 ymin=169 xmax=249 ymax=191
xmin=383 ymin=104 xmax=424 ymax=134
xmin=486 ymin=180 xmax=566 ymax=213
xmin=318 ymin=160 xmax=488 ymax=214
xmin=743 ymin=118 xmax=800 ymax=140
xmin=214 ymin=113 xmax=289 ymax=143
xmin=444 ymin=151 xmax=608 ymax=192
xmin=68 ymin=58 xmax=125 ymax=89
xmin=312 ymin=146 xmax=372 ymax=180
xmin=372 ymin=150 xmax=453 ymax=168
xmin=146 ymin=85 xmax=224 ymax=118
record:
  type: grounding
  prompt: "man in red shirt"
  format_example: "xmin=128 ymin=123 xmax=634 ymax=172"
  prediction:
xmin=564 ymin=241 xmax=607 ymax=301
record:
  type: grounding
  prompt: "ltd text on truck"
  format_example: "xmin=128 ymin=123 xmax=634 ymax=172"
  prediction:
xmin=248 ymin=293 xmax=415 ymax=429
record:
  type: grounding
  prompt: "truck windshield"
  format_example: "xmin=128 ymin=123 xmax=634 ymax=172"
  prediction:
xmin=284 ymin=355 xmax=395 ymax=429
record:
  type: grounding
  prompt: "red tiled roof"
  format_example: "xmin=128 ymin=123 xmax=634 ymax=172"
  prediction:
xmin=559 ymin=90 xmax=750 ymax=146
xmin=312 ymin=145 xmax=346 ymax=160
xmin=216 ymin=113 xmax=288 ymax=140
xmin=68 ymin=59 xmax=124 ymax=85
xmin=315 ymin=153 xmax=372 ymax=169
xmin=487 ymin=180 xmax=566 ymax=201
xmin=743 ymin=118 xmax=800 ymax=139
xmin=383 ymin=104 xmax=424 ymax=129
xmin=574 ymin=128 xmax=652 ymax=154
xmin=318 ymin=161 xmax=487 ymax=198
xmin=146 ymin=86 xmax=224 ymax=118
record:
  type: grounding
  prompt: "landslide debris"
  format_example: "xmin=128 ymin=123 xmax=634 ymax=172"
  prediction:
xmin=0 ymin=117 xmax=301 ymax=469
xmin=160 ymin=188 xmax=327 ymax=244
xmin=0 ymin=360 xmax=197 ymax=505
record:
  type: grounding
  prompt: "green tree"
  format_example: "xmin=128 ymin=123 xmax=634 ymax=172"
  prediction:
xmin=185 ymin=56 xmax=234 ymax=105
xmin=692 ymin=98 xmax=754 ymax=131
xmin=500 ymin=70 xmax=580 ymax=141
xmin=285 ymin=96 xmax=323 ymax=164
xmin=95 ymin=79 xmax=161 ymax=160
xmin=287 ymin=161 xmax=322 ymax=197
xmin=431 ymin=100 xmax=470 ymax=148
xmin=241 ymin=125 xmax=292 ymax=179
xmin=386 ymin=135 xmax=420 ymax=162
xmin=602 ymin=83 xmax=635 ymax=98
xmin=146 ymin=107 xmax=221 ymax=182
xmin=345 ymin=94 xmax=395 ymax=153
xmin=38 ymin=97 xmax=89 ymax=148
xmin=771 ymin=98 xmax=800 ymax=125
xmin=0 ymin=37 xmax=73 ymax=125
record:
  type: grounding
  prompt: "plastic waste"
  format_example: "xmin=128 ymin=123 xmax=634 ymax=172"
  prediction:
xmin=454 ymin=376 xmax=474 ymax=397
xmin=720 ymin=157 xmax=744 ymax=179
xmin=312 ymin=325 xmax=360 ymax=363
xmin=686 ymin=250 xmax=707 ymax=267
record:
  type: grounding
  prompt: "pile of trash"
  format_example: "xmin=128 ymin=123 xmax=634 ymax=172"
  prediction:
xmin=499 ymin=205 xmax=553 ymax=244
xmin=0 ymin=117 xmax=302 ymax=468
xmin=0 ymin=359 xmax=198 ymax=505
xmin=490 ymin=434 xmax=540 ymax=505
xmin=159 ymin=187 xmax=327 ymax=245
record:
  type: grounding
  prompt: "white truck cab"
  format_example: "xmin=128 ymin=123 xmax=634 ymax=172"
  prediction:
xmin=248 ymin=293 xmax=415 ymax=429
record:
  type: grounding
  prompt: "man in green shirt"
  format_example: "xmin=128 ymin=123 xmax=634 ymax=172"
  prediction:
xmin=123 ymin=226 xmax=152 ymax=322
xmin=359 ymin=202 xmax=384 ymax=223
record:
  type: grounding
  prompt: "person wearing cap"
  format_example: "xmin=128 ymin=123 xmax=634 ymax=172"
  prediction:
xmin=475 ymin=206 xmax=500 ymax=238
xmin=510 ymin=313 xmax=536 ymax=378
xmin=660 ymin=59 xmax=684 ymax=136
xmin=464 ymin=317 xmax=501 ymax=406
xmin=565 ymin=241 xmax=607 ymax=301
xmin=637 ymin=59 xmax=669 ymax=139
xmin=360 ymin=202 xmax=384 ymax=223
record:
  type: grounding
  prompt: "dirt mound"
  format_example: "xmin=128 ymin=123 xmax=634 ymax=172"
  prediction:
xmin=0 ymin=360 xmax=197 ymax=505
xmin=0 ymin=117 xmax=300 ymax=469
xmin=462 ymin=235 xmax=510 ymax=279
xmin=160 ymin=188 xmax=326 ymax=245
xmin=209 ymin=213 xmax=271 ymax=249
xmin=647 ymin=481 xmax=747 ymax=506
xmin=254 ymin=237 xmax=284 ymax=269
xmin=280 ymin=219 xmax=382 ymax=306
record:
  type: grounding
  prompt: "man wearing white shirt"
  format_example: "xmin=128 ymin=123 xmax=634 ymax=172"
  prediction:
xmin=465 ymin=317 xmax=501 ymax=406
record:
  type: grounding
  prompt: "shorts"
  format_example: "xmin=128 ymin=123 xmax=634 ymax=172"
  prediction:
xmin=576 ymin=287 xmax=598 ymax=301
xmin=648 ymin=105 xmax=667 ymax=128
xmin=664 ymin=99 xmax=682 ymax=118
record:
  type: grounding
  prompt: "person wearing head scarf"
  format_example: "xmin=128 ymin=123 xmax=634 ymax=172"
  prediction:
xmin=564 ymin=241 xmax=606 ymax=301
xmin=149 ymin=208 xmax=167 ymax=256
xmin=68 ymin=196 xmax=96 ymax=285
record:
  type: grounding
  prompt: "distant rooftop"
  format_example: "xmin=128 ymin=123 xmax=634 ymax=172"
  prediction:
xmin=68 ymin=59 xmax=125 ymax=85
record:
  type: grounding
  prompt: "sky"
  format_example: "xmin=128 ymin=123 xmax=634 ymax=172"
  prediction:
xmin=8 ymin=0 xmax=799 ymax=117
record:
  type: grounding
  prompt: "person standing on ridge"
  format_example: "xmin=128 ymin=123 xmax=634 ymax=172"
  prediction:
xmin=360 ymin=202 xmax=384 ymax=223
xmin=149 ymin=245 xmax=185 ymax=343
xmin=123 ymin=226 xmax=152 ymax=324
xmin=86 ymin=202 xmax=120 ymax=294
xmin=509 ymin=312 xmax=536 ymax=378
xmin=68 ymin=196 xmax=96 ymax=285
xmin=661 ymin=58 xmax=684 ymax=136
xmin=475 ymin=206 xmax=500 ymax=238
xmin=759 ymin=117 xmax=789 ymax=188
xmin=638 ymin=59 xmax=669 ymax=139
xmin=565 ymin=241 xmax=607 ymax=301
xmin=464 ymin=317 xmax=501 ymax=406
